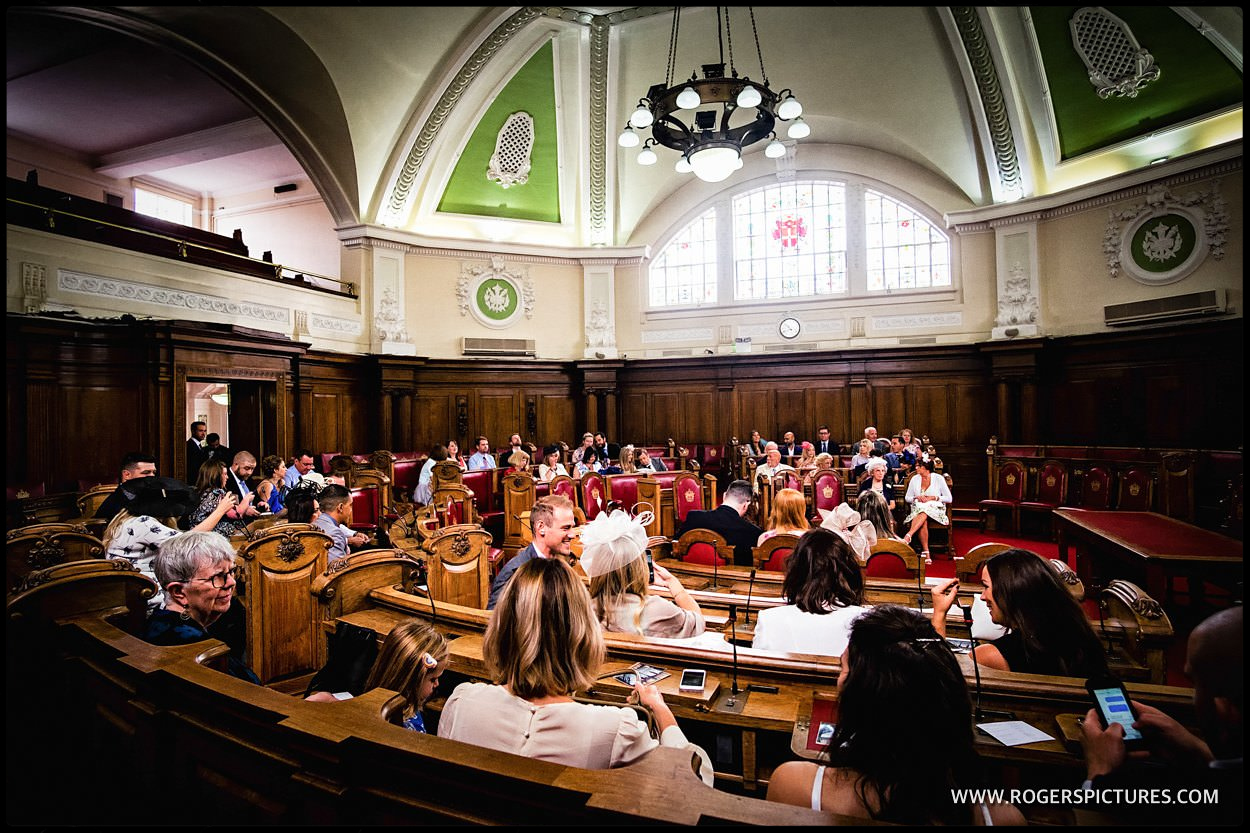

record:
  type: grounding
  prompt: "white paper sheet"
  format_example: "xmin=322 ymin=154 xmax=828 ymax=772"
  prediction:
xmin=976 ymin=720 xmax=1055 ymax=746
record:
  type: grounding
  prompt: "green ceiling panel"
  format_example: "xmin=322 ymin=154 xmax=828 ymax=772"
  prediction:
xmin=437 ymin=40 xmax=561 ymax=223
xmin=1031 ymin=7 xmax=1243 ymax=160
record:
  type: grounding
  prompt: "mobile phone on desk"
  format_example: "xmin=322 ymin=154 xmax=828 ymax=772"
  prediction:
xmin=679 ymin=668 xmax=706 ymax=692
xmin=1086 ymin=677 xmax=1144 ymax=746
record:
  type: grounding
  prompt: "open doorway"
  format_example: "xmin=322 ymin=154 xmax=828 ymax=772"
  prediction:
xmin=185 ymin=379 xmax=278 ymax=473
xmin=187 ymin=381 xmax=231 ymax=450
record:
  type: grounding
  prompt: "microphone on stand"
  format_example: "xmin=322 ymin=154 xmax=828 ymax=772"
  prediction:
xmin=727 ymin=603 xmax=741 ymax=701
xmin=710 ymin=548 xmax=719 ymax=592
xmin=915 ymin=555 xmax=926 ymax=610
xmin=416 ymin=557 xmax=437 ymax=627
xmin=744 ymin=568 xmax=758 ymax=626
xmin=1089 ymin=581 xmax=1116 ymax=658
xmin=954 ymin=595 xmax=1013 ymax=721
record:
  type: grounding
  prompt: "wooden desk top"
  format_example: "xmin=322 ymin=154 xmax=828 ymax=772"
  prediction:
xmin=1054 ymin=510 xmax=1243 ymax=563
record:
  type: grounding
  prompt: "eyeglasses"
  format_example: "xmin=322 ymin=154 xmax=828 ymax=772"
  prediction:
xmin=185 ymin=569 xmax=235 ymax=589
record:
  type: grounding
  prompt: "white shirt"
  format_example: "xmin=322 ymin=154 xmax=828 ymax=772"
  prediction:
xmin=750 ymin=603 xmax=869 ymax=657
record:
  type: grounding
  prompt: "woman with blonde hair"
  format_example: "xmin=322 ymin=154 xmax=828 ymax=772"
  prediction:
xmin=365 ymin=620 xmax=449 ymax=734
xmin=758 ymin=488 xmax=811 ymax=546
xmin=506 ymin=448 xmax=531 ymax=474
xmin=438 ymin=557 xmax=712 ymax=780
xmin=795 ymin=442 xmax=817 ymax=471
xmin=582 ymin=509 xmax=704 ymax=639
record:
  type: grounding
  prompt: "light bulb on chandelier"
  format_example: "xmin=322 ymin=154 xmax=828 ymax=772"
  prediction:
xmin=618 ymin=125 xmax=640 ymax=148
xmin=736 ymin=84 xmax=762 ymax=109
xmin=777 ymin=92 xmax=803 ymax=120
xmin=628 ymin=103 xmax=654 ymax=129
xmin=637 ymin=143 xmax=658 ymax=166
xmin=786 ymin=117 xmax=810 ymax=139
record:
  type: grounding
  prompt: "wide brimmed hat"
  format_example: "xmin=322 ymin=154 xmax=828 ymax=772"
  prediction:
xmin=818 ymin=502 xmax=878 ymax=562
xmin=119 ymin=475 xmax=194 ymax=517
xmin=578 ymin=509 xmax=651 ymax=578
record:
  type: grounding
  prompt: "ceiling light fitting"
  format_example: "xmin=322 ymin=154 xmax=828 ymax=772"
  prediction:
xmin=620 ymin=6 xmax=805 ymax=184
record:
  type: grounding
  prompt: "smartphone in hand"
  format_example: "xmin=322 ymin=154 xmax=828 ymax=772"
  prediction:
xmin=1086 ymin=677 xmax=1144 ymax=746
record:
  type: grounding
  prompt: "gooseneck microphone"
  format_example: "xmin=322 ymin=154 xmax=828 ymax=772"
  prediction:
xmin=710 ymin=548 xmax=720 ymax=591
xmin=955 ymin=595 xmax=1013 ymax=721
xmin=727 ymin=603 xmax=741 ymax=701
xmin=416 ymin=557 xmax=437 ymax=627
xmin=744 ymin=568 xmax=758 ymax=626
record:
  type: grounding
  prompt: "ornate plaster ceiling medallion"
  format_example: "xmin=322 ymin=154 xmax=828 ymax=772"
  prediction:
xmin=1069 ymin=7 xmax=1161 ymax=99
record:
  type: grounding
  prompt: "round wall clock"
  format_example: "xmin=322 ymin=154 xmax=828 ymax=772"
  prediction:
xmin=779 ymin=316 xmax=801 ymax=339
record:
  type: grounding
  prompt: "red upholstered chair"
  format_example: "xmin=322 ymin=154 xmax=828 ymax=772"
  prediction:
xmin=673 ymin=528 xmax=732 ymax=567
xmin=1076 ymin=465 xmax=1113 ymax=510
xmin=320 ymin=452 xmax=339 ymax=474
xmin=1019 ymin=460 xmax=1069 ymax=538
xmin=548 ymin=475 xmax=576 ymax=503
xmin=348 ymin=486 xmax=385 ymax=545
xmin=580 ymin=472 xmax=606 ymax=521
xmin=864 ymin=540 xmax=923 ymax=580
xmin=808 ymin=469 xmax=842 ymax=522
xmin=1116 ymin=467 xmax=1154 ymax=512
xmin=1159 ymin=453 xmax=1195 ymax=522
xmin=604 ymin=474 xmax=640 ymax=514
xmin=672 ymin=471 xmax=705 ymax=525
xmin=754 ymin=533 xmax=801 ymax=573
xmin=979 ymin=460 xmax=1026 ymax=533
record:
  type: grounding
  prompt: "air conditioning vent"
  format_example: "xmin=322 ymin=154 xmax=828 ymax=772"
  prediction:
xmin=1104 ymin=289 xmax=1228 ymax=327
xmin=764 ymin=342 xmax=817 ymax=353
xmin=461 ymin=337 xmax=536 ymax=357
xmin=898 ymin=336 xmax=937 ymax=345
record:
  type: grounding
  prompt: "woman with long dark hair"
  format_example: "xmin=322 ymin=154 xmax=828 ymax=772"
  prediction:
xmin=767 ymin=605 xmax=1024 ymax=825
xmin=931 ymin=548 xmax=1109 ymax=678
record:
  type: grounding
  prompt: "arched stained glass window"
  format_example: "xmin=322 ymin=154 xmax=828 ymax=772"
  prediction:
xmin=648 ymin=177 xmax=951 ymax=309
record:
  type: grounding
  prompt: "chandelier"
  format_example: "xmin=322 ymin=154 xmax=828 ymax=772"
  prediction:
xmin=618 ymin=7 xmax=806 ymax=183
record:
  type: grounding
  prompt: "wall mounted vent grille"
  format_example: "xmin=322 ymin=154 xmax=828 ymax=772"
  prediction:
xmin=461 ymin=337 xmax=536 ymax=357
xmin=1104 ymin=289 xmax=1227 ymax=326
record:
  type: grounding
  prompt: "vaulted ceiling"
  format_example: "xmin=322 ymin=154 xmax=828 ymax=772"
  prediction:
xmin=7 ymin=6 xmax=1242 ymax=249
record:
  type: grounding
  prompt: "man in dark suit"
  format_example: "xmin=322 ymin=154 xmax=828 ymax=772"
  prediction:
xmin=186 ymin=421 xmax=209 ymax=478
xmin=677 ymin=479 xmax=762 ymax=566
xmin=205 ymin=433 xmax=233 ymax=467
xmin=94 ymin=451 xmax=159 ymax=522
xmin=592 ymin=431 xmax=620 ymax=463
xmin=497 ymin=432 xmax=524 ymax=468
xmin=777 ymin=430 xmax=801 ymax=459
xmin=814 ymin=425 xmax=836 ymax=457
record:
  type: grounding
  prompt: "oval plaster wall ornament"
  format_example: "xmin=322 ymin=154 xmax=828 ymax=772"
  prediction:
xmin=458 ymin=256 xmax=534 ymax=329
xmin=1119 ymin=207 xmax=1207 ymax=285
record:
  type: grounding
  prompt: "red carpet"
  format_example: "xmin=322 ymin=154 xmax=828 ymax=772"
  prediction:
xmin=922 ymin=527 xmax=1061 ymax=581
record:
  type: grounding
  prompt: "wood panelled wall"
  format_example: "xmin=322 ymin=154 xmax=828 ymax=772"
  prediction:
xmin=7 ymin=314 xmax=1242 ymax=501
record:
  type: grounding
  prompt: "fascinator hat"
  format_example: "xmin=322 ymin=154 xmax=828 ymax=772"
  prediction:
xmin=577 ymin=508 xmax=654 ymax=579
xmin=863 ymin=457 xmax=888 ymax=474
xmin=818 ymin=502 xmax=878 ymax=562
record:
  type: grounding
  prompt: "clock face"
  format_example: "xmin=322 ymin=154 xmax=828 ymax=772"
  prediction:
xmin=779 ymin=317 xmax=801 ymax=339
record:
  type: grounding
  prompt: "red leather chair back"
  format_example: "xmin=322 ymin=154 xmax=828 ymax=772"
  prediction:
xmin=606 ymin=474 xmax=640 ymax=512
xmin=349 ymin=486 xmax=379 ymax=529
xmin=810 ymin=470 xmax=842 ymax=517
xmin=683 ymin=542 xmax=725 ymax=567
xmin=1033 ymin=462 xmax=1068 ymax=506
xmin=549 ymin=476 xmax=575 ymax=502
xmin=864 ymin=550 xmax=913 ymax=579
xmin=1080 ymin=465 xmax=1112 ymax=510
xmin=1117 ymin=467 xmax=1154 ymax=511
xmin=761 ymin=546 xmax=794 ymax=572
xmin=995 ymin=460 xmax=1026 ymax=502
xmin=581 ymin=472 xmax=605 ymax=521
xmin=672 ymin=473 xmax=704 ymax=522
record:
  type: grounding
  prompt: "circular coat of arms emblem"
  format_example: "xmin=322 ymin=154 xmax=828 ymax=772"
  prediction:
xmin=472 ymin=276 xmax=522 ymax=327
xmin=1121 ymin=208 xmax=1206 ymax=285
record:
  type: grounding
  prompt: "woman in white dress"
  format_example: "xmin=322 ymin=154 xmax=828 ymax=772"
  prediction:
xmin=537 ymin=444 xmax=569 ymax=483
xmin=582 ymin=509 xmax=704 ymax=639
xmin=751 ymin=528 xmax=868 ymax=657
xmin=902 ymin=457 xmax=952 ymax=565
xmin=438 ymin=556 xmax=713 ymax=782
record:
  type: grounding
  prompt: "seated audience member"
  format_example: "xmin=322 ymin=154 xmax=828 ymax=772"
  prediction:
xmin=488 ymin=495 xmax=577 ymax=609
xmin=497 ymin=433 xmax=524 ymax=468
xmin=467 ymin=436 xmax=497 ymax=471
xmin=326 ymin=454 xmax=354 ymax=486
xmin=506 ymin=449 xmax=531 ymax=475
xmin=813 ymin=425 xmax=836 ymax=457
xmin=284 ymin=482 xmax=320 ymax=524
xmin=745 ymin=430 xmax=768 ymax=458
xmin=930 ymin=548 xmax=1110 ymax=678
xmin=438 ymin=557 xmax=712 ymax=781
xmin=189 ymin=459 xmax=256 ymax=537
xmin=94 ymin=451 xmax=159 ymax=522
xmin=634 ymin=447 xmax=667 ymax=473
xmin=767 ymin=604 xmax=1024 ymax=825
xmin=283 ymin=449 xmax=316 ymax=489
xmin=617 ymin=445 xmax=638 ymax=474
xmin=204 ymin=433 xmax=233 ymax=466
xmin=677 ymin=479 xmax=763 ymax=567
xmin=751 ymin=529 xmax=868 ymax=657
xmin=818 ymin=502 xmax=877 ymax=563
xmin=363 ymin=620 xmax=449 ymax=734
xmin=312 ymin=484 xmax=354 ymax=561
xmin=591 ymin=431 xmax=621 ymax=464
xmin=794 ymin=442 xmax=816 ymax=471
xmin=808 ymin=452 xmax=835 ymax=481
xmin=574 ymin=446 xmax=602 ymax=477
xmin=446 ymin=439 xmax=468 ymax=471
xmin=901 ymin=457 xmax=952 ymax=564
xmin=570 ymin=432 xmax=595 ymax=465
xmin=255 ymin=454 xmax=287 ymax=516
xmin=754 ymin=442 xmax=796 ymax=490
xmin=855 ymin=489 xmax=900 ymax=541
xmin=538 ymin=445 xmax=569 ymax=482
xmin=758 ymin=487 xmax=811 ymax=546
xmin=102 ymin=475 xmax=238 ymax=601
xmin=777 ymin=431 xmax=801 ymax=459
xmin=1079 ymin=606 xmax=1243 ymax=825
xmin=857 ymin=457 xmax=896 ymax=511
xmin=582 ymin=509 xmax=704 ymax=639
xmin=848 ymin=439 xmax=874 ymax=477
xmin=414 ymin=444 xmax=448 ymax=505
xmin=224 ymin=451 xmax=261 ymax=504
xmin=143 ymin=533 xmax=337 ymax=701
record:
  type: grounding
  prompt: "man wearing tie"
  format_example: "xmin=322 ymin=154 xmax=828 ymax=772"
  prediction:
xmin=814 ymin=425 xmax=835 ymax=456
xmin=225 ymin=451 xmax=259 ymax=505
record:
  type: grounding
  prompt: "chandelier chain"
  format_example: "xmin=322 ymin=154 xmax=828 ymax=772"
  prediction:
xmin=665 ymin=7 xmax=681 ymax=89
xmin=724 ymin=6 xmax=736 ymax=76
xmin=749 ymin=7 xmax=768 ymax=87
